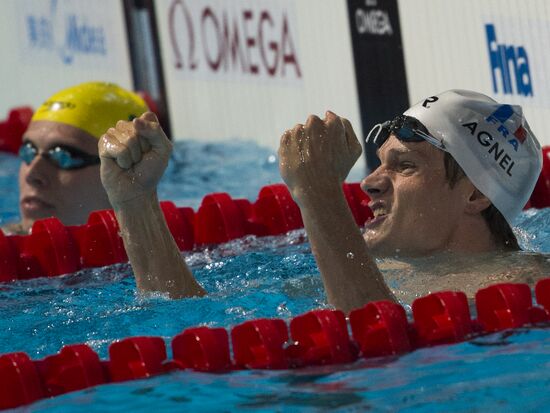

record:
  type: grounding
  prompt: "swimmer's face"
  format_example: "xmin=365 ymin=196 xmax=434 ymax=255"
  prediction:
xmin=18 ymin=120 xmax=111 ymax=232
xmin=360 ymin=135 xmax=476 ymax=257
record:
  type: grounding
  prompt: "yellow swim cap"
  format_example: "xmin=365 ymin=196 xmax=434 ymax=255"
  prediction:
xmin=31 ymin=82 xmax=149 ymax=139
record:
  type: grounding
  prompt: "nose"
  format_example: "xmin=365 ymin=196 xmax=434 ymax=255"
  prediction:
xmin=22 ymin=154 xmax=52 ymax=188
xmin=360 ymin=167 xmax=390 ymax=197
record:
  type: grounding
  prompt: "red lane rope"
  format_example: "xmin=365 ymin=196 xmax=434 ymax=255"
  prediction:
xmin=0 ymin=104 xmax=549 ymax=409
xmin=2 ymin=165 xmax=550 ymax=283
xmin=1 ymin=279 xmax=549 ymax=410
xmin=0 ymin=107 xmax=33 ymax=154
xmin=1 ymin=183 xmax=366 ymax=282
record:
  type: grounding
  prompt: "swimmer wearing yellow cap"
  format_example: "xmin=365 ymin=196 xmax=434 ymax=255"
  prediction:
xmin=32 ymin=82 xmax=148 ymax=139
xmin=3 ymin=82 xmax=148 ymax=235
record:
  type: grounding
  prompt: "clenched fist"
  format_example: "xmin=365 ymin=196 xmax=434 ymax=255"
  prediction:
xmin=278 ymin=111 xmax=363 ymax=205
xmin=99 ymin=112 xmax=172 ymax=208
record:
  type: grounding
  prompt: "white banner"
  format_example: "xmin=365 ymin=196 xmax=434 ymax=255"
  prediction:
xmin=166 ymin=0 xmax=302 ymax=85
xmin=155 ymin=0 xmax=363 ymax=151
xmin=1 ymin=0 xmax=134 ymax=117
xmin=398 ymin=0 xmax=550 ymax=146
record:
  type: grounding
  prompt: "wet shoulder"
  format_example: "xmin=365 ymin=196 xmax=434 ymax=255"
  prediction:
xmin=379 ymin=251 xmax=550 ymax=305
xmin=1 ymin=222 xmax=27 ymax=236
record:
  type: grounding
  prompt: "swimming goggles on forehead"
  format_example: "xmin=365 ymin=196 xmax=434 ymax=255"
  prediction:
xmin=18 ymin=141 xmax=101 ymax=170
xmin=366 ymin=115 xmax=446 ymax=151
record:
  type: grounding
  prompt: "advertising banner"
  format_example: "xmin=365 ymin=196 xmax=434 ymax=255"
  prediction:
xmin=1 ymin=0 xmax=134 ymax=116
xmin=398 ymin=0 xmax=550 ymax=146
xmin=154 ymin=0 xmax=363 ymax=150
xmin=346 ymin=0 xmax=409 ymax=171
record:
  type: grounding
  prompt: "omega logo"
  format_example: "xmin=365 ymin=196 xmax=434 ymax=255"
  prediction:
xmin=168 ymin=0 xmax=302 ymax=79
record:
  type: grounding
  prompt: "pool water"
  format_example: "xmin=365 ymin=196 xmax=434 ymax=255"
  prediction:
xmin=0 ymin=140 xmax=549 ymax=412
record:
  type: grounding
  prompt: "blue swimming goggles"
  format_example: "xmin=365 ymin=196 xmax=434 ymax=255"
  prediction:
xmin=18 ymin=141 xmax=101 ymax=170
xmin=366 ymin=115 xmax=446 ymax=151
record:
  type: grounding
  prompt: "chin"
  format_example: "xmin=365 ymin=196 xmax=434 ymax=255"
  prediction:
xmin=19 ymin=218 xmax=35 ymax=233
xmin=22 ymin=211 xmax=49 ymax=223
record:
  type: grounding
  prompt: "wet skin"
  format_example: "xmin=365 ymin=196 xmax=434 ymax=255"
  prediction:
xmin=361 ymin=135 xmax=493 ymax=257
xmin=18 ymin=120 xmax=111 ymax=232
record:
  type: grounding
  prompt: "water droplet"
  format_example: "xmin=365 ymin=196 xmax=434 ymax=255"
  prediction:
xmin=346 ymin=252 xmax=355 ymax=259
xmin=277 ymin=302 xmax=291 ymax=317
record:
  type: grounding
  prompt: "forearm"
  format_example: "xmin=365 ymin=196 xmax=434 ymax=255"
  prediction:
xmin=113 ymin=192 xmax=205 ymax=298
xmin=297 ymin=184 xmax=394 ymax=312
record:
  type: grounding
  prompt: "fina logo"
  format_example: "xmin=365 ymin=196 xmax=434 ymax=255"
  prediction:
xmin=485 ymin=24 xmax=533 ymax=97
xmin=24 ymin=0 xmax=107 ymax=65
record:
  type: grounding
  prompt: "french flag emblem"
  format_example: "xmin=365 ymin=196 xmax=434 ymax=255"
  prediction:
xmin=486 ymin=104 xmax=526 ymax=143
xmin=513 ymin=125 xmax=527 ymax=143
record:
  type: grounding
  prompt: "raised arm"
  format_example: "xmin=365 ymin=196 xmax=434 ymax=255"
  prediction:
xmin=278 ymin=112 xmax=394 ymax=312
xmin=98 ymin=112 xmax=205 ymax=298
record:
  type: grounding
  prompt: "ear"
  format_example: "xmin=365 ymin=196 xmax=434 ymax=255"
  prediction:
xmin=464 ymin=188 xmax=492 ymax=215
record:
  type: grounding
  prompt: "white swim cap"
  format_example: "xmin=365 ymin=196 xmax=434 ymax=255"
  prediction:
xmin=404 ymin=89 xmax=542 ymax=224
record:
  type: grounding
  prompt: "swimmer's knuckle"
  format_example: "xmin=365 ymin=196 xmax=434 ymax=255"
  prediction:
xmin=126 ymin=133 xmax=139 ymax=144
xmin=280 ymin=131 xmax=290 ymax=143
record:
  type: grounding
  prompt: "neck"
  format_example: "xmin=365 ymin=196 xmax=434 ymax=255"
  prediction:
xmin=444 ymin=214 xmax=498 ymax=254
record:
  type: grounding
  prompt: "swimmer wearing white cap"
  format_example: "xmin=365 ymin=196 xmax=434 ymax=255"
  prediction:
xmin=279 ymin=90 xmax=546 ymax=311
xmin=99 ymin=90 xmax=548 ymax=309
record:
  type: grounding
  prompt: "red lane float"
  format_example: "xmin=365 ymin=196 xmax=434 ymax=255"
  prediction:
xmin=160 ymin=201 xmax=195 ymax=251
xmin=27 ymin=218 xmax=81 ymax=277
xmin=36 ymin=344 xmax=107 ymax=396
xmin=254 ymin=184 xmax=303 ymax=235
xmin=232 ymin=318 xmax=289 ymax=369
xmin=170 ymin=327 xmax=231 ymax=372
xmin=529 ymin=146 xmax=550 ymax=209
xmin=412 ymin=291 xmax=473 ymax=346
xmin=109 ymin=337 xmax=167 ymax=382
xmin=81 ymin=210 xmax=127 ymax=268
xmin=0 ymin=183 xmax=365 ymax=281
xmin=349 ymin=300 xmax=411 ymax=357
xmin=0 ymin=164 xmax=549 ymax=283
xmin=0 ymin=106 xmax=33 ymax=154
xmin=475 ymin=283 xmax=549 ymax=331
xmin=287 ymin=309 xmax=357 ymax=366
xmin=0 ymin=230 xmax=18 ymax=282
xmin=0 ymin=352 xmax=44 ymax=410
xmin=343 ymin=182 xmax=373 ymax=226
xmin=1 ymin=278 xmax=550 ymax=410
xmin=535 ymin=278 xmax=550 ymax=315
xmin=195 ymin=193 xmax=248 ymax=245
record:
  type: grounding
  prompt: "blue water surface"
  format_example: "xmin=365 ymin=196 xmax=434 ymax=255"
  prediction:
xmin=0 ymin=141 xmax=549 ymax=413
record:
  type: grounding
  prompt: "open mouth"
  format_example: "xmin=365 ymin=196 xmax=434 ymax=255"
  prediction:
xmin=365 ymin=205 xmax=388 ymax=228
